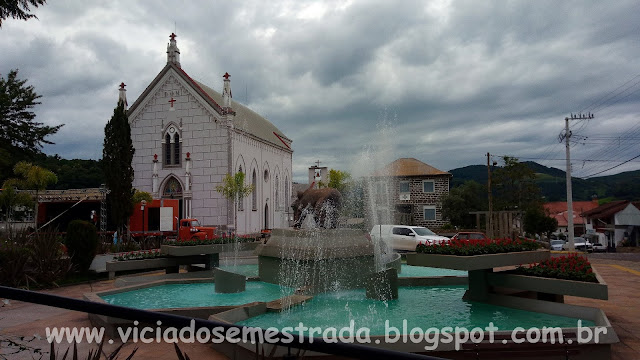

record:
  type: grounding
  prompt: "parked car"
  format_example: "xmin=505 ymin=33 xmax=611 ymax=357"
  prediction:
xmin=450 ymin=232 xmax=489 ymax=241
xmin=591 ymin=242 xmax=607 ymax=253
xmin=550 ymin=239 xmax=565 ymax=251
xmin=369 ymin=225 xmax=450 ymax=252
xmin=562 ymin=237 xmax=593 ymax=252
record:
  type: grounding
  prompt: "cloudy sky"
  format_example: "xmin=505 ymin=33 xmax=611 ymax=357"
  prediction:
xmin=2 ymin=0 xmax=640 ymax=182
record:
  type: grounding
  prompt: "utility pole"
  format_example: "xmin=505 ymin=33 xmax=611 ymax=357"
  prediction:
xmin=487 ymin=153 xmax=493 ymax=238
xmin=560 ymin=112 xmax=594 ymax=251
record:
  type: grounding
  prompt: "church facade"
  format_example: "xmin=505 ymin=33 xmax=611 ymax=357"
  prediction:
xmin=122 ymin=34 xmax=293 ymax=234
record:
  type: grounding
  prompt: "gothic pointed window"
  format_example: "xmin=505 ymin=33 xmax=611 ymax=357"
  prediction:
xmin=164 ymin=133 xmax=171 ymax=165
xmin=238 ymin=166 xmax=244 ymax=211
xmin=252 ymin=170 xmax=257 ymax=211
xmin=275 ymin=175 xmax=279 ymax=210
xmin=174 ymin=133 xmax=180 ymax=165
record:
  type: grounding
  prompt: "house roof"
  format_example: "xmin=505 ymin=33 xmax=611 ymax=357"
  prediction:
xmin=127 ymin=63 xmax=292 ymax=152
xmin=581 ymin=200 xmax=640 ymax=220
xmin=371 ymin=158 xmax=451 ymax=177
xmin=543 ymin=200 xmax=599 ymax=227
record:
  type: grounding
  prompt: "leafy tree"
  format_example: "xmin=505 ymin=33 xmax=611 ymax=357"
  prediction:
xmin=327 ymin=169 xmax=351 ymax=194
xmin=132 ymin=189 xmax=153 ymax=206
xmin=0 ymin=69 xmax=62 ymax=183
xmin=0 ymin=0 xmax=46 ymax=26
xmin=523 ymin=206 xmax=558 ymax=239
xmin=492 ymin=156 xmax=542 ymax=212
xmin=216 ymin=172 xmax=254 ymax=233
xmin=4 ymin=161 xmax=57 ymax=230
xmin=441 ymin=180 xmax=487 ymax=228
xmin=102 ymin=100 xmax=134 ymax=238
xmin=0 ymin=184 xmax=32 ymax=234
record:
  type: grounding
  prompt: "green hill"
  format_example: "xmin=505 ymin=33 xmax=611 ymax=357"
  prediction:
xmin=448 ymin=162 xmax=640 ymax=202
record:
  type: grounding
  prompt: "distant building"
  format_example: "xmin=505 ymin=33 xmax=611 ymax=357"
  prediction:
xmin=543 ymin=199 xmax=599 ymax=236
xmin=365 ymin=158 xmax=451 ymax=227
xmin=582 ymin=200 xmax=640 ymax=246
xmin=124 ymin=34 xmax=293 ymax=233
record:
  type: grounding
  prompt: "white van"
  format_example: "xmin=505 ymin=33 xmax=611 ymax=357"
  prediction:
xmin=370 ymin=225 xmax=450 ymax=252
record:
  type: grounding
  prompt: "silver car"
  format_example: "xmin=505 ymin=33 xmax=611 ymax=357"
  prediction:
xmin=562 ymin=237 xmax=593 ymax=252
xmin=550 ymin=240 xmax=565 ymax=251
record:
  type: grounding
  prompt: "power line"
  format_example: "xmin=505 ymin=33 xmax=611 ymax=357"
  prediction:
xmin=582 ymin=153 xmax=640 ymax=178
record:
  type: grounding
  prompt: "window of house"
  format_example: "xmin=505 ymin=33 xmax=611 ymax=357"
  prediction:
xmin=422 ymin=180 xmax=435 ymax=193
xmin=375 ymin=181 xmax=389 ymax=203
xmin=423 ymin=206 xmax=436 ymax=221
xmin=252 ymin=170 xmax=257 ymax=211
xmin=399 ymin=181 xmax=410 ymax=193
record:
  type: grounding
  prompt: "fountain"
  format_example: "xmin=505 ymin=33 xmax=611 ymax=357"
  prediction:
xmin=88 ymin=120 xmax=618 ymax=358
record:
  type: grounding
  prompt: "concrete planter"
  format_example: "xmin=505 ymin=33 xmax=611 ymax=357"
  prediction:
xmin=161 ymin=241 xmax=259 ymax=257
xmin=405 ymin=250 xmax=550 ymax=271
xmin=487 ymin=270 xmax=608 ymax=300
xmin=106 ymin=258 xmax=175 ymax=272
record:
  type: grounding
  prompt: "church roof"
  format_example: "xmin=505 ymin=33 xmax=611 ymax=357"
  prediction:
xmin=371 ymin=158 xmax=451 ymax=177
xmin=127 ymin=63 xmax=292 ymax=152
xmin=192 ymin=79 xmax=292 ymax=151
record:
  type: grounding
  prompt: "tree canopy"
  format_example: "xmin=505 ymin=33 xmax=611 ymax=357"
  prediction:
xmin=441 ymin=180 xmax=487 ymax=228
xmin=327 ymin=169 xmax=351 ymax=194
xmin=102 ymin=100 xmax=134 ymax=236
xmin=0 ymin=0 xmax=46 ymax=27
xmin=216 ymin=172 xmax=254 ymax=232
xmin=0 ymin=69 xmax=62 ymax=183
xmin=492 ymin=156 xmax=542 ymax=212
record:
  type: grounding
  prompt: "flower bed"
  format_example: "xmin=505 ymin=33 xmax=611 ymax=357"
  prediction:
xmin=513 ymin=254 xmax=597 ymax=283
xmin=415 ymin=238 xmax=541 ymax=256
xmin=115 ymin=249 xmax=163 ymax=261
xmin=163 ymin=235 xmax=258 ymax=247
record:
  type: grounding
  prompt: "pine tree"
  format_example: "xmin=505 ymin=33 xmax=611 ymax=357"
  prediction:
xmin=102 ymin=100 xmax=134 ymax=238
xmin=0 ymin=69 xmax=62 ymax=183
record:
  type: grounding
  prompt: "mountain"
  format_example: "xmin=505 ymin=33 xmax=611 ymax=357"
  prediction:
xmin=448 ymin=162 xmax=640 ymax=202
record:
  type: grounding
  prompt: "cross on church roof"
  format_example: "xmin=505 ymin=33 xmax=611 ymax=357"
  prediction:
xmin=314 ymin=160 xmax=321 ymax=167
xmin=169 ymin=33 xmax=177 ymax=41
xmin=168 ymin=97 xmax=176 ymax=107
xmin=223 ymin=72 xmax=230 ymax=80
xmin=119 ymin=82 xmax=126 ymax=90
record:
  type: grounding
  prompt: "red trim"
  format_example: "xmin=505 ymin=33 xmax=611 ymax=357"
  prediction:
xmin=273 ymin=132 xmax=291 ymax=149
xmin=175 ymin=67 xmax=235 ymax=115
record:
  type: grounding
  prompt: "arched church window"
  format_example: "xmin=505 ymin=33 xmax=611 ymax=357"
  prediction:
xmin=238 ymin=166 xmax=244 ymax=211
xmin=174 ymin=133 xmax=181 ymax=165
xmin=163 ymin=125 xmax=181 ymax=167
xmin=162 ymin=177 xmax=183 ymax=198
xmin=275 ymin=175 xmax=279 ymax=210
xmin=252 ymin=170 xmax=257 ymax=211
xmin=164 ymin=134 xmax=171 ymax=166
xmin=285 ymin=176 xmax=289 ymax=210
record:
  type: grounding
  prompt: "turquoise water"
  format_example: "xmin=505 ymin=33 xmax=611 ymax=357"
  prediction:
xmin=101 ymin=282 xmax=292 ymax=309
xmin=399 ymin=265 xmax=465 ymax=277
xmin=217 ymin=264 xmax=465 ymax=278
xmin=238 ymin=286 xmax=594 ymax=335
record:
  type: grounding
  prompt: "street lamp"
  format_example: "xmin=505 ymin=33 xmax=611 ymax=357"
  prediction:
xmin=140 ymin=200 xmax=147 ymax=235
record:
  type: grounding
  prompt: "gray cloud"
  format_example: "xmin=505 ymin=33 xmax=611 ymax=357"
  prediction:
xmin=1 ymin=0 xmax=639 ymax=182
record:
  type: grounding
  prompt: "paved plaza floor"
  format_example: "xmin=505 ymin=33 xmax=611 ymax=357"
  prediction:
xmin=1 ymin=254 xmax=639 ymax=359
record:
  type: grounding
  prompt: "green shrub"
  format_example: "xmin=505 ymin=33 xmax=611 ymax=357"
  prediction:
xmin=28 ymin=230 xmax=71 ymax=285
xmin=0 ymin=233 xmax=31 ymax=287
xmin=65 ymin=220 xmax=98 ymax=272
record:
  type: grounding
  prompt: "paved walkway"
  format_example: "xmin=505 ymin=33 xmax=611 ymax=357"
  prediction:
xmin=1 ymin=255 xmax=638 ymax=359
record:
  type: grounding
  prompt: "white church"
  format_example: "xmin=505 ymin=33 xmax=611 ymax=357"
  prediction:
xmin=121 ymin=33 xmax=293 ymax=234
